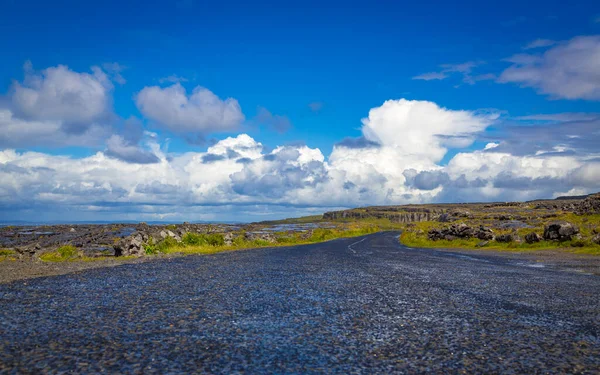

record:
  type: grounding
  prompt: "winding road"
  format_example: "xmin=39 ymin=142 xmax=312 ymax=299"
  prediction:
xmin=1 ymin=232 xmax=599 ymax=374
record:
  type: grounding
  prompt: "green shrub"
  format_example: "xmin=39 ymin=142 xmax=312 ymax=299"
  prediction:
xmin=232 ymin=234 xmax=248 ymax=247
xmin=310 ymin=228 xmax=334 ymax=242
xmin=206 ymin=233 xmax=225 ymax=246
xmin=182 ymin=232 xmax=225 ymax=247
xmin=156 ymin=236 xmax=180 ymax=252
xmin=41 ymin=245 xmax=81 ymax=261
xmin=57 ymin=245 xmax=79 ymax=259
xmin=275 ymin=236 xmax=295 ymax=243
xmin=252 ymin=239 xmax=272 ymax=247
xmin=0 ymin=249 xmax=15 ymax=256
xmin=182 ymin=232 xmax=205 ymax=246
xmin=0 ymin=249 xmax=16 ymax=260
xmin=143 ymin=237 xmax=159 ymax=255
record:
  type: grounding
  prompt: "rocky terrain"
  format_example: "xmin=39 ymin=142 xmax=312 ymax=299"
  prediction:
xmin=0 ymin=193 xmax=598 ymax=283
xmin=0 ymin=221 xmax=337 ymax=260
xmin=326 ymin=193 xmax=600 ymax=250
xmin=324 ymin=193 xmax=600 ymax=223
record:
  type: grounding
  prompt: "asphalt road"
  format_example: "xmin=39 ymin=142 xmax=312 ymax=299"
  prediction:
xmin=1 ymin=232 xmax=599 ymax=374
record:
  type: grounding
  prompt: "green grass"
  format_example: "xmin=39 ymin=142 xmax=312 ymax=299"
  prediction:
xmin=40 ymin=244 xmax=137 ymax=262
xmin=182 ymin=233 xmax=225 ymax=246
xmin=0 ymin=249 xmax=16 ymax=256
xmin=40 ymin=245 xmax=81 ymax=261
xmin=0 ymin=248 xmax=17 ymax=261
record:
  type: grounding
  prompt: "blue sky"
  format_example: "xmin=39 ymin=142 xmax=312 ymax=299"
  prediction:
xmin=0 ymin=0 xmax=599 ymax=222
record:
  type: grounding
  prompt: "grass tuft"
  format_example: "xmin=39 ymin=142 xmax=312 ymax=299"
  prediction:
xmin=40 ymin=245 xmax=81 ymax=262
xmin=0 ymin=248 xmax=17 ymax=261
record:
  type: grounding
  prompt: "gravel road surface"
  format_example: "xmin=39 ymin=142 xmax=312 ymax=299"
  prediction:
xmin=1 ymin=232 xmax=598 ymax=374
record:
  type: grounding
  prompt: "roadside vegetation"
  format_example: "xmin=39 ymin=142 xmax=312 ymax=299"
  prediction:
xmin=38 ymin=222 xmax=386 ymax=262
xmin=40 ymin=245 xmax=134 ymax=262
xmin=0 ymin=248 xmax=17 ymax=261
xmin=400 ymin=213 xmax=600 ymax=255
xmin=40 ymin=245 xmax=82 ymax=261
xmin=33 ymin=193 xmax=600 ymax=263
xmin=145 ymin=223 xmax=381 ymax=256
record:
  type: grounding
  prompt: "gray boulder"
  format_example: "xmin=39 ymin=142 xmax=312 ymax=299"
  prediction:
xmin=244 ymin=232 xmax=276 ymax=243
xmin=436 ymin=213 xmax=453 ymax=223
xmin=428 ymin=223 xmax=474 ymax=241
xmin=15 ymin=243 xmax=42 ymax=258
xmin=224 ymin=232 xmax=234 ymax=246
xmin=475 ymin=226 xmax=495 ymax=240
xmin=591 ymin=234 xmax=600 ymax=245
xmin=524 ymin=232 xmax=542 ymax=244
xmin=114 ymin=233 xmax=145 ymax=257
xmin=450 ymin=209 xmax=473 ymax=219
xmin=575 ymin=193 xmax=600 ymax=215
xmin=496 ymin=234 xmax=514 ymax=243
xmin=159 ymin=230 xmax=182 ymax=242
xmin=543 ymin=221 xmax=579 ymax=241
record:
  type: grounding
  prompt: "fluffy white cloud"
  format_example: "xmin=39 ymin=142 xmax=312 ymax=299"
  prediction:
xmin=499 ymin=35 xmax=600 ymax=100
xmin=359 ymin=99 xmax=497 ymax=163
xmin=1 ymin=98 xmax=598 ymax=222
xmin=0 ymin=63 xmax=117 ymax=147
xmin=11 ymin=63 xmax=113 ymax=127
xmin=0 ymin=109 xmax=110 ymax=148
xmin=135 ymin=83 xmax=245 ymax=133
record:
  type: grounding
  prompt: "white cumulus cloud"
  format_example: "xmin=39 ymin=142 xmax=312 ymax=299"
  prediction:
xmin=1 ymin=98 xmax=598 ymax=222
xmin=135 ymin=83 xmax=245 ymax=133
xmin=11 ymin=63 xmax=113 ymax=127
xmin=0 ymin=63 xmax=117 ymax=147
xmin=359 ymin=99 xmax=497 ymax=163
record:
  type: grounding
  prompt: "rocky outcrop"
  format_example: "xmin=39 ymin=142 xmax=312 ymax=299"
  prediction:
xmin=543 ymin=221 xmax=580 ymax=241
xmin=592 ymin=234 xmax=600 ymax=245
xmin=159 ymin=230 xmax=181 ymax=242
xmin=428 ymin=224 xmax=495 ymax=241
xmin=323 ymin=208 xmax=443 ymax=223
xmin=575 ymin=194 xmax=600 ymax=215
xmin=436 ymin=213 xmax=453 ymax=223
xmin=437 ymin=209 xmax=474 ymax=222
xmin=14 ymin=243 xmax=42 ymax=258
xmin=525 ymin=232 xmax=542 ymax=244
xmin=114 ymin=233 xmax=146 ymax=257
xmin=114 ymin=228 xmax=190 ymax=257
xmin=244 ymin=232 xmax=276 ymax=243
xmin=475 ymin=226 xmax=495 ymax=240
xmin=428 ymin=223 xmax=473 ymax=241
xmin=449 ymin=209 xmax=473 ymax=219
xmin=495 ymin=234 xmax=514 ymax=243
xmin=224 ymin=232 xmax=234 ymax=246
